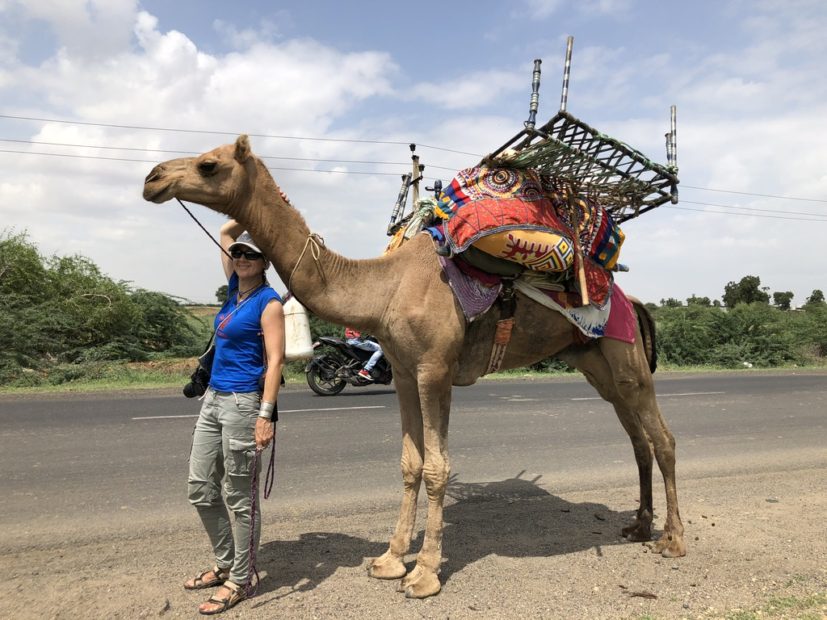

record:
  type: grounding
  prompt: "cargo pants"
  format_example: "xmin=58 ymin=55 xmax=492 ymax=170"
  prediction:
xmin=188 ymin=388 xmax=262 ymax=586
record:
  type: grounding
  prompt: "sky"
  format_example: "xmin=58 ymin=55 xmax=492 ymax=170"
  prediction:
xmin=1 ymin=0 xmax=825 ymax=306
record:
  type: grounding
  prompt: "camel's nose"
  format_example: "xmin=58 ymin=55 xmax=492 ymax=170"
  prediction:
xmin=144 ymin=164 xmax=165 ymax=184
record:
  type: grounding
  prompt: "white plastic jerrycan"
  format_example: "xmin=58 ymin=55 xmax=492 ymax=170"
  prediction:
xmin=283 ymin=296 xmax=314 ymax=361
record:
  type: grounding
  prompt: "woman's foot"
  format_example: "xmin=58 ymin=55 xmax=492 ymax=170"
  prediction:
xmin=198 ymin=580 xmax=246 ymax=615
xmin=184 ymin=566 xmax=230 ymax=590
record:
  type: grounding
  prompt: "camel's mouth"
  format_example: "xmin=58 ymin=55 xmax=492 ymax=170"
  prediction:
xmin=142 ymin=182 xmax=172 ymax=203
xmin=143 ymin=166 xmax=174 ymax=203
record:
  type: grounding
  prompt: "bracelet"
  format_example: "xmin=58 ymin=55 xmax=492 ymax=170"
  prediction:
xmin=258 ymin=401 xmax=277 ymax=422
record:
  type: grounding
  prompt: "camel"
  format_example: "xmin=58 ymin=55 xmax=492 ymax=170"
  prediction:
xmin=143 ymin=135 xmax=686 ymax=599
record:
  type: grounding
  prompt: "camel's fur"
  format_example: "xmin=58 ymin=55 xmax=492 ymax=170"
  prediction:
xmin=143 ymin=135 xmax=685 ymax=598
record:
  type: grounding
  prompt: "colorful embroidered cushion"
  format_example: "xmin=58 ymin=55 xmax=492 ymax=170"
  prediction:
xmin=472 ymin=229 xmax=574 ymax=272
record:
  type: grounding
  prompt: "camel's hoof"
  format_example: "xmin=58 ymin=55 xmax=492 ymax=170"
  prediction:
xmin=652 ymin=533 xmax=687 ymax=558
xmin=398 ymin=565 xmax=441 ymax=598
xmin=622 ymin=520 xmax=652 ymax=542
xmin=368 ymin=551 xmax=407 ymax=580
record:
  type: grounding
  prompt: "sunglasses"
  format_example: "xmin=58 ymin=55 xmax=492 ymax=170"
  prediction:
xmin=230 ymin=249 xmax=263 ymax=260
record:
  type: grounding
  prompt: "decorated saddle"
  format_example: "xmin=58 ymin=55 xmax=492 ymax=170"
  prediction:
xmin=434 ymin=166 xmax=625 ymax=309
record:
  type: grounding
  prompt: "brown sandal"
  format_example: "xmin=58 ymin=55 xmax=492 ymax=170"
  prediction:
xmin=184 ymin=566 xmax=230 ymax=590
xmin=198 ymin=580 xmax=246 ymax=615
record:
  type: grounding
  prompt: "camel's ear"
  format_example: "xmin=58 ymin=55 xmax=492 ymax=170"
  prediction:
xmin=234 ymin=134 xmax=251 ymax=163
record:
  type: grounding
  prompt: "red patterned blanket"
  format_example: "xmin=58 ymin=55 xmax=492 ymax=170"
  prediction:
xmin=438 ymin=166 xmax=624 ymax=308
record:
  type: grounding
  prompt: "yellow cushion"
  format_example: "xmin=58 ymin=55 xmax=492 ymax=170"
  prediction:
xmin=473 ymin=229 xmax=574 ymax=272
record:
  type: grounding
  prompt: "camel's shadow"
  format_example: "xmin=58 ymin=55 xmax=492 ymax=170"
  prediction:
xmin=252 ymin=471 xmax=639 ymax=602
xmin=438 ymin=471 xmax=638 ymax=580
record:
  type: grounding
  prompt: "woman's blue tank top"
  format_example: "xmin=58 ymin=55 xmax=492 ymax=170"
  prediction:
xmin=209 ymin=272 xmax=281 ymax=393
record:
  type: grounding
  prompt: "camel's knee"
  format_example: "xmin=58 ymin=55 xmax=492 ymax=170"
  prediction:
xmin=400 ymin=436 xmax=424 ymax=488
xmin=400 ymin=457 xmax=423 ymax=488
xmin=402 ymin=459 xmax=422 ymax=487
xmin=422 ymin=458 xmax=450 ymax=500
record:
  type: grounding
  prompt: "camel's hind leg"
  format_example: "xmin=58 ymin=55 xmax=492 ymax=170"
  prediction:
xmin=561 ymin=337 xmax=686 ymax=557
xmin=369 ymin=365 xmax=424 ymax=580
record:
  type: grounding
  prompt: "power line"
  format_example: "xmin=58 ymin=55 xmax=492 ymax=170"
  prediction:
xmin=0 ymin=148 xmax=428 ymax=177
xmin=667 ymin=204 xmax=827 ymax=222
xmin=0 ymin=138 xmax=460 ymax=172
xmin=4 ymin=139 xmax=825 ymax=209
xmin=683 ymin=184 xmax=827 ymax=204
xmin=0 ymin=113 xmax=480 ymax=157
xmin=681 ymin=199 xmax=827 ymax=219
xmin=4 ymin=146 xmax=822 ymax=222
xmin=4 ymin=114 xmax=826 ymax=203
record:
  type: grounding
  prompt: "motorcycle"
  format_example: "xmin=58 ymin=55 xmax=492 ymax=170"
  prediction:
xmin=304 ymin=336 xmax=393 ymax=396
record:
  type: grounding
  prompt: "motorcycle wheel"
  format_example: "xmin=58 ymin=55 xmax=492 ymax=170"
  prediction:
xmin=305 ymin=358 xmax=347 ymax=396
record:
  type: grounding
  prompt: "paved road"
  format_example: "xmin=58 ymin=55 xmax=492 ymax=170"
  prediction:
xmin=1 ymin=371 xmax=825 ymax=544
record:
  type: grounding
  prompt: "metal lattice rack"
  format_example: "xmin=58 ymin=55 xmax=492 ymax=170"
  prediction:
xmin=484 ymin=36 xmax=679 ymax=224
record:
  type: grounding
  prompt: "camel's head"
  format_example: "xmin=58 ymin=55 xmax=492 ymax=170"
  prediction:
xmin=143 ymin=135 xmax=255 ymax=216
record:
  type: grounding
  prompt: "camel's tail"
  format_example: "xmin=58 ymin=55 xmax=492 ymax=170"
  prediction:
xmin=629 ymin=296 xmax=657 ymax=374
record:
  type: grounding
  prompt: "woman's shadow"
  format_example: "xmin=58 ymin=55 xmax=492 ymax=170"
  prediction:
xmin=252 ymin=470 xmax=640 ymax=603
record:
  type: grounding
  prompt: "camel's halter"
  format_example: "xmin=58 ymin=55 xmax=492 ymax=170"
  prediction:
xmin=244 ymin=442 xmax=276 ymax=597
xmin=177 ymin=199 xmax=232 ymax=259
xmin=287 ymin=233 xmax=325 ymax=293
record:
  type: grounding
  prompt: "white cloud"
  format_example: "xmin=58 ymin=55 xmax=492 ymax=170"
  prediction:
xmin=524 ymin=0 xmax=631 ymax=19
xmin=408 ymin=69 xmax=527 ymax=111
xmin=213 ymin=12 xmax=290 ymax=49
xmin=13 ymin=0 xmax=138 ymax=59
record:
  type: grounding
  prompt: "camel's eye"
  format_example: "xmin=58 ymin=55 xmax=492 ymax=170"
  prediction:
xmin=198 ymin=160 xmax=218 ymax=176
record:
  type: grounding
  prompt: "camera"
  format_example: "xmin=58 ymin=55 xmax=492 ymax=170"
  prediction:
xmin=183 ymin=364 xmax=210 ymax=398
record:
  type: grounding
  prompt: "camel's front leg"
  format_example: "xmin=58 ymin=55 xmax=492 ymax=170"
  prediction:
xmin=369 ymin=371 xmax=424 ymax=580
xmin=397 ymin=372 xmax=452 ymax=598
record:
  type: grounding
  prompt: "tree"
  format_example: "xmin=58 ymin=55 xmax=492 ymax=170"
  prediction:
xmin=805 ymin=289 xmax=825 ymax=306
xmin=660 ymin=297 xmax=683 ymax=308
xmin=686 ymin=294 xmax=712 ymax=307
xmin=722 ymin=275 xmax=770 ymax=308
xmin=215 ymin=284 xmax=228 ymax=303
xmin=772 ymin=291 xmax=794 ymax=311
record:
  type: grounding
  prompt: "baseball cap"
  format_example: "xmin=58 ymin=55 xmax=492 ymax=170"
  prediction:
xmin=228 ymin=231 xmax=263 ymax=254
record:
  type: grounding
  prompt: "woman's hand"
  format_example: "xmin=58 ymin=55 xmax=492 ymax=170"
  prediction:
xmin=255 ymin=417 xmax=275 ymax=450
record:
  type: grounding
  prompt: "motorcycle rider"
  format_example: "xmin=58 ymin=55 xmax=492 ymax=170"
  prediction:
xmin=344 ymin=327 xmax=383 ymax=382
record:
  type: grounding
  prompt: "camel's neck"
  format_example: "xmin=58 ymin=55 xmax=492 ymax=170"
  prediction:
xmin=232 ymin=160 xmax=394 ymax=333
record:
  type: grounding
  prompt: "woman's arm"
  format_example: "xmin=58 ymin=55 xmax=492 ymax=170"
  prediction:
xmin=259 ymin=300 xmax=285 ymax=404
xmin=219 ymin=219 xmax=245 ymax=280
xmin=255 ymin=299 xmax=285 ymax=448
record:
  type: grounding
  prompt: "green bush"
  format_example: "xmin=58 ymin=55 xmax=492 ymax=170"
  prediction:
xmin=0 ymin=230 xmax=203 ymax=386
xmin=653 ymin=301 xmax=825 ymax=368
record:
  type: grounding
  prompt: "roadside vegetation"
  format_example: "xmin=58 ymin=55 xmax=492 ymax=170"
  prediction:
xmin=1 ymin=230 xmax=825 ymax=393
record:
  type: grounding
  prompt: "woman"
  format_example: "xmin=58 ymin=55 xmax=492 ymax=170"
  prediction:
xmin=183 ymin=219 xmax=285 ymax=615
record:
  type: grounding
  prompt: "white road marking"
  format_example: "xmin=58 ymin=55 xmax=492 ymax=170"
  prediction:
xmin=131 ymin=405 xmax=387 ymax=420
xmin=570 ymin=391 xmax=725 ymax=401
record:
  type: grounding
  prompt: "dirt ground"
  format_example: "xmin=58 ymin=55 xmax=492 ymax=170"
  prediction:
xmin=3 ymin=464 xmax=826 ymax=620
